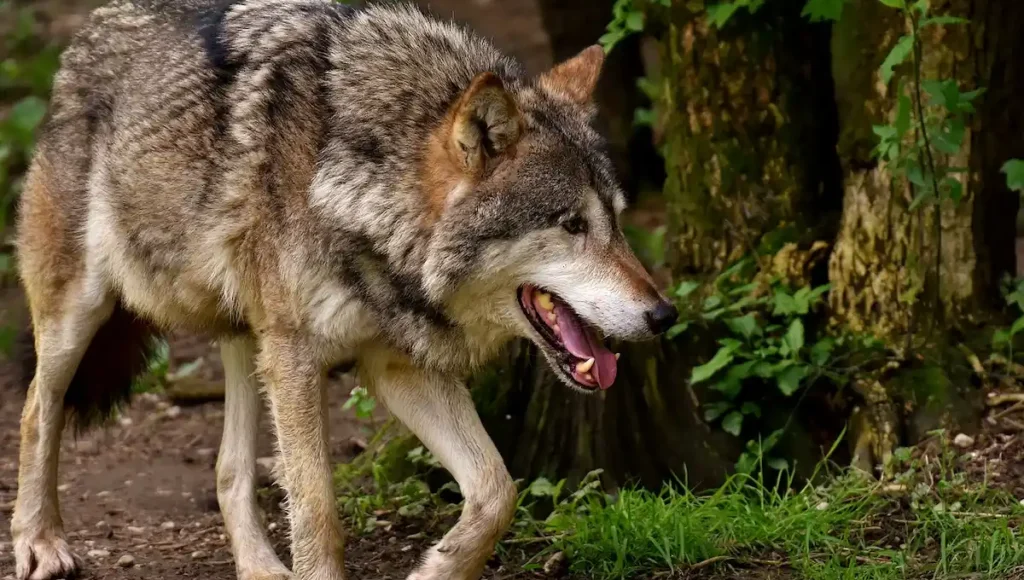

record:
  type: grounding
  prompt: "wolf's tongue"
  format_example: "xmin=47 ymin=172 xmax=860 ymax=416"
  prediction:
xmin=552 ymin=302 xmax=618 ymax=389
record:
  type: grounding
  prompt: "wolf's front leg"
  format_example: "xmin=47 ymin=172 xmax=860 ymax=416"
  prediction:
xmin=257 ymin=333 xmax=345 ymax=580
xmin=362 ymin=351 xmax=517 ymax=580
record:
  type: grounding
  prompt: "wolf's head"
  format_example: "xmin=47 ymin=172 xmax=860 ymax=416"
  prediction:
xmin=421 ymin=46 xmax=677 ymax=392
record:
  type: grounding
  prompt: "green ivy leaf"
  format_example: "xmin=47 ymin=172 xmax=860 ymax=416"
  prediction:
xmin=703 ymin=401 xmax=732 ymax=422
xmin=766 ymin=457 xmax=789 ymax=471
xmin=1002 ymin=159 xmax=1024 ymax=192
xmin=1010 ymin=315 xmax=1024 ymax=338
xmin=690 ymin=345 xmax=737 ymax=385
xmin=722 ymin=411 xmax=744 ymax=436
xmin=528 ymin=478 xmax=557 ymax=497
xmin=801 ymin=0 xmax=844 ymax=22
xmin=776 ymin=364 xmax=809 ymax=396
xmin=810 ymin=337 xmax=836 ymax=366
xmin=740 ymin=401 xmax=761 ymax=417
xmin=725 ymin=313 xmax=760 ymax=339
xmin=783 ymin=319 xmax=805 ymax=354
xmin=625 ymin=10 xmax=645 ymax=31
xmin=880 ymin=35 xmax=914 ymax=85
xmin=878 ymin=0 xmax=906 ymax=7
xmin=772 ymin=291 xmax=800 ymax=316
xmin=666 ymin=322 xmax=690 ymax=340
xmin=675 ymin=280 xmax=701 ymax=298
xmin=707 ymin=2 xmax=743 ymax=28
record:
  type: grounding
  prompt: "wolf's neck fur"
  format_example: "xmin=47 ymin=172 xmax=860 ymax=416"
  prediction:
xmin=217 ymin=1 xmax=525 ymax=370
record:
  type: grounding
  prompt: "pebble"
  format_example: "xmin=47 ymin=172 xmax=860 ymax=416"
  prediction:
xmin=160 ymin=521 xmax=176 ymax=531
xmin=127 ymin=526 xmax=146 ymax=534
xmin=95 ymin=520 xmax=109 ymax=529
xmin=57 ymin=483 xmax=71 ymax=493
xmin=87 ymin=549 xmax=110 ymax=558
xmin=118 ymin=417 xmax=133 ymax=428
xmin=165 ymin=406 xmax=183 ymax=419
xmin=815 ymin=501 xmax=829 ymax=511
xmin=196 ymin=447 xmax=216 ymax=457
xmin=400 ymin=545 xmax=413 ymax=552
xmin=190 ymin=550 xmax=208 ymax=560
xmin=953 ymin=433 xmax=975 ymax=448
xmin=116 ymin=554 xmax=135 ymax=568
xmin=96 ymin=491 xmax=111 ymax=498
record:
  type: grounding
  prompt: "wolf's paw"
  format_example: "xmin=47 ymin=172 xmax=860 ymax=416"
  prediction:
xmin=14 ymin=532 xmax=80 ymax=580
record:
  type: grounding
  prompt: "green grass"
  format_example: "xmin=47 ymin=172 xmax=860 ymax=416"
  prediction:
xmin=506 ymin=441 xmax=1024 ymax=579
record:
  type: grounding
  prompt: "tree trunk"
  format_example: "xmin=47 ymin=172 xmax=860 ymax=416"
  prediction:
xmin=475 ymin=2 xmax=842 ymax=489
xmin=827 ymin=0 xmax=1024 ymax=471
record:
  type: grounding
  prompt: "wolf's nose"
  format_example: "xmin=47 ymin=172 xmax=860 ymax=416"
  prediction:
xmin=645 ymin=301 xmax=678 ymax=335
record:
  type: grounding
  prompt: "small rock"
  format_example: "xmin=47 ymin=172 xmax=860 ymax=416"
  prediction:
xmin=815 ymin=501 xmax=829 ymax=511
xmin=196 ymin=447 xmax=216 ymax=458
xmin=57 ymin=483 xmax=71 ymax=493
xmin=127 ymin=526 xmax=146 ymax=534
xmin=400 ymin=545 xmax=413 ymax=552
xmin=116 ymin=554 xmax=135 ymax=568
xmin=156 ymin=489 xmax=172 ymax=497
xmin=96 ymin=491 xmax=111 ymax=498
xmin=190 ymin=550 xmax=208 ymax=560
xmin=218 ymin=534 xmax=226 ymax=542
xmin=124 ymin=480 xmax=133 ymax=487
xmin=165 ymin=406 xmax=183 ymax=419
xmin=160 ymin=521 xmax=176 ymax=531
xmin=118 ymin=417 xmax=133 ymax=427
xmin=87 ymin=549 xmax=111 ymax=558
xmin=543 ymin=551 xmax=567 ymax=575
xmin=953 ymin=433 xmax=975 ymax=448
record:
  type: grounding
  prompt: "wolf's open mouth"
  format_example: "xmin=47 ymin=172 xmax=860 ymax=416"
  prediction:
xmin=517 ymin=284 xmax=618 ymax=390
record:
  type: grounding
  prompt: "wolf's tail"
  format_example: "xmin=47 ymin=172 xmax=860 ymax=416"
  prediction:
xmin=16 ymin=302 xmax=159 ymax=431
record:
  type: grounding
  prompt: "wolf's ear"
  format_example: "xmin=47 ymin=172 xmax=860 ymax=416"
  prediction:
xmin=449 ymin=72 xmax=522 ymax=176
xmin=538 ymin=45 xmax=605 ymax=105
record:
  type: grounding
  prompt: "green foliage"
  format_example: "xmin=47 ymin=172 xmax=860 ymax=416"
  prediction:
xmin=992 ymin=276 xmax=1024 ymax=358
xmin=707 ymin=0 xmax=844 ymax=29
xmin=342 ymin=385 xmax=377 ymax=420
xmin=599 ymin=0 xmax=670 ymax=52
xmin=672 ymin=259 xmax=842 ymax=441
xmin=871 ymin=1 xmax=978 ymax=212
xmin=1 ymin=5 xmax=60 ymax=237
xmin=511 ymin=454 xmax=1024 ymax=579
xmin=801 ymin=0 xmax=846 ymax=22
xmin=131 ymin=338 xmax=170 ymax=394
xmin=1003 ymin=159 xmax=1024 ymax=193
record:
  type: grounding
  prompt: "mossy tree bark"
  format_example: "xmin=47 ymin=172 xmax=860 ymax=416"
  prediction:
xmin=827 ymin=0 xmax=1024 ymax=471
xmin=475 ymin=2 xmax=842 ymax=489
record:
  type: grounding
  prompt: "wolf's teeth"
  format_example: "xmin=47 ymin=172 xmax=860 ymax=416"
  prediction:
xmin=547 ymin=311 xmax=557 ymax=323
xmin=552 ymin=323 xmax=560 ymax=335
xmin=615 ymin=353 xmax=621 ymax=360
xmin=537 ymin=292 xmax=554 ymax=311
xmin=576 ymin=358 xmax=595 ymax=373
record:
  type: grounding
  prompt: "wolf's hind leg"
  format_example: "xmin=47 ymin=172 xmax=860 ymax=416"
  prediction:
xmin=363 ymin=352 xmax=517 ymax=580
xmin=217 ymin=335 xmax=293 ymax=580
xmin=13 ymin=282 xmax=114 ymax=580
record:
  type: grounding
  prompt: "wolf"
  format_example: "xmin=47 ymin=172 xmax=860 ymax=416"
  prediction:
xmin=10 ymin=1 xmax=678 ymax=579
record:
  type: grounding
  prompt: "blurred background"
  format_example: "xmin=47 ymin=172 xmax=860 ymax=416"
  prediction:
xmin=3 ymin=1 xmax=1024 ymax=578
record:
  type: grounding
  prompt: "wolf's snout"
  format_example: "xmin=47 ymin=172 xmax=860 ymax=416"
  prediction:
xmin=644 ymin=301 xmax=678 ymax=335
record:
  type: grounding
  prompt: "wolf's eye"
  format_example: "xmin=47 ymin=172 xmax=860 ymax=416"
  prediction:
xmin=562 ymin=215 xmax=588 ymax=235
